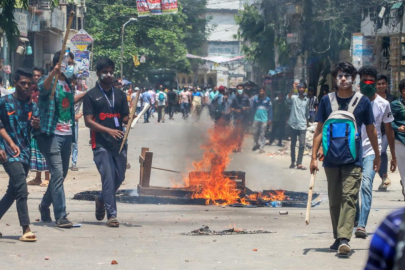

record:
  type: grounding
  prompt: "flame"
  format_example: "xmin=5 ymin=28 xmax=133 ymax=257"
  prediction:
xmin=188 ymin=121 xmax=242 ymax=205
xmin=245 ymin=190 xmax=288 ymax=202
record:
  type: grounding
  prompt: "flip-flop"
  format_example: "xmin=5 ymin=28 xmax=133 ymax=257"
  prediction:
xmin=106 ymin=218 xmax=119 ymax=228
xmin=95 ymin=196 xmax=106 ymax=221
xmin=39 ymin=181 xmax=49 ymax=187
xmin=27 ymin=179 xmax=41 ymax=186
xmin=19 ymin=232 xmax=37 ymax=242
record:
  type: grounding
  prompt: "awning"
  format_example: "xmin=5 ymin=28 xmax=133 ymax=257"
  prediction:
xmin=186 ymin=53 xmax=245 ymax=64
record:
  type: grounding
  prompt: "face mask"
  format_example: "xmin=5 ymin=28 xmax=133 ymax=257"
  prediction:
xmin=237 ymin=89 xmax=243 ymax=95
xmin=64 ymin=65 xmax=74 ymax=79
xmin=360 ymin=80 xmax=377 ymax=98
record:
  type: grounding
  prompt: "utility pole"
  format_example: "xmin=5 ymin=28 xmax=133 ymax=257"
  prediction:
xmin=397 ymin=5 xmax=404 ymax=94
xmin=120 ymin=18 xmax=137 ymax=80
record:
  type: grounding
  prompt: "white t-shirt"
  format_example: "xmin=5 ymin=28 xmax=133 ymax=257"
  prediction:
xmin=131 ymin=92 xmax=143 ymax=107
xmin=361 ymin=94 xmax=394 ymax=157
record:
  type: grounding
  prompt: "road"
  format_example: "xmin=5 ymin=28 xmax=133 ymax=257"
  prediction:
xmin=0 ymin=110 xmax=403 ymax=270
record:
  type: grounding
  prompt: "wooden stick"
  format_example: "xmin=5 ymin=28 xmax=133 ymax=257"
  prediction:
xmin=119 ymin=90 xmax=141 ymax=153
xmin=50 ymin=11 xmax=75 ymax=100
xmin=131 ymin=103 xmax=150 ymax=128
xmin=305 ymin=171 xmax=317 ymax=225
xmin=151 ymin=167 xmax=180 ymax=174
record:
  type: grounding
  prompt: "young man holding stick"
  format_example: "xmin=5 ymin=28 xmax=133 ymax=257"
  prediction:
xmin=83 ymin=57 xmax=129 ymax=227
xmin=310 ymin=62 xmax=380 ymax=255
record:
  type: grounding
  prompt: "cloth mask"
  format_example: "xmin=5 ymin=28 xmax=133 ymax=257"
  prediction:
xmin=360 ymin=80 xmax=376 ymax=98
xmin=237 ymin=90 xmax=244 ymax=95
xmin=64 ymin=65 xmax=74 ymax=79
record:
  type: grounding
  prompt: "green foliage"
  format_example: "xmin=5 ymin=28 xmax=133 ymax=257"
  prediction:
xmin=85 ymin=0 xmax=209 ymax=82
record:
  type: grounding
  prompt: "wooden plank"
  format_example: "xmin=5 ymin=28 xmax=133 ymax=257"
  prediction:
xmin=139 ymin=147 xmax=149 ymax=186
xmin=137 ymin=185 xmax=194 ymax=198
xmin=141 ymin=151 xmax=153 ymax=188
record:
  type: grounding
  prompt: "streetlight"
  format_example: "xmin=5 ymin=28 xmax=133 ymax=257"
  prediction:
xmin=120 ymin=18 xmax=137 ymax=80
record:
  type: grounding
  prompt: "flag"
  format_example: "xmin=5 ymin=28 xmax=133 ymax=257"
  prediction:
xmin=136 ymin=0 xmax=150 ymax=17
xmin=133 ymin=55 xmax=140 ymax=67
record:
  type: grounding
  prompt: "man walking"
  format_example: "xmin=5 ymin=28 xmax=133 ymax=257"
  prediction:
xmin=83 ymin=57 xmax=129 ymax=227
xmin=232 ymin=84 xmax=251 ymax=152
xmin=287 ymin=82 xmax=309 ymax=170
xmin=310 ymin=61 xmax=380 ymax=255
xmin=354 ymin=66 xmax=396 ymax=239
xmin=142 ymin=88 xmax=152 ymax=123
xmin=0 ymin=69 xmax=39 ymax=241
xmin=270 ymin=91 xmax=288 ymax=146
xmin=191 ymin=87 xmax=203 ymax=121
xmin=156 ymin=88 xmax=167 ymax=123
xmin=167 ymin=88 xmax=177 ymax=120
xmin=307 ymin=87 xmax=318 ymax=123
xmin=36 ymin=50 xmax=84 ymax=228
xmin=148 ymin=87 xmax=156 ymax=117
xmin=180 ymin=86 xmax=191 ymax=120
xmin=252 ymin=87 xmax=272 ymax=154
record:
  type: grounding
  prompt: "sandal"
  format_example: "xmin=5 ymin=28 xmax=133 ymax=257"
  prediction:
xmin=19 ymin=232 xmax=37 ymax=242
xmin=39 ymin=180 xmax=49 ymax=187
xmin=95 ymin=196 xmax=106 ymax=221
xmin=297 ymin=165 xmax=307 ymax=170
xmin=27 ymin=179 xmax=41 ymax=186
xmin=106 ymin=217 xmax=119 ymax=227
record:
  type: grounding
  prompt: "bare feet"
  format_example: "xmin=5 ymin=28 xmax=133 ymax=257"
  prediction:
xmin=27 ymin=177 xmax=42 ymax=186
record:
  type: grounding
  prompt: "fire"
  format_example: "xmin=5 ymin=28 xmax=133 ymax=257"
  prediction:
xmin=247 ymin=190 xmax=289 ymax=202
xmin=188 ymin=121 xmax=242 ymax=205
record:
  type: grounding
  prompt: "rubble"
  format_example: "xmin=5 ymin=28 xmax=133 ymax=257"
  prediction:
xmin=184 ymin=226 xmax=275 ymax=236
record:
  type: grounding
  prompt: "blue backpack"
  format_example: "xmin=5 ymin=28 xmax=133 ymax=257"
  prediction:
xmin=322 ymin=92 xmax=362 ymax=165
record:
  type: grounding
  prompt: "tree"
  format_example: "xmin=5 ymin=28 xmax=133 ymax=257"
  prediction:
xmin=85 ymin=0 xmax=210 ymax=83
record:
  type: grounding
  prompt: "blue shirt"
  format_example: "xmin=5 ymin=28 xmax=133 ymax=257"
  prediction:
xmin=365 ymin=208 xmax=405 ymax=270
xmin=315 ymin=93 xmax=375 ymax=168
xmin=142 ymin=91 xmax=152 ymax=104
xmin=252 ymin=96 xmax=272 ymax=122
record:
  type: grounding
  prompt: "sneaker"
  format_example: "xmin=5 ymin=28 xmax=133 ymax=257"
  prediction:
xmin=338 ymin=239 xmax=351 ymax=255
xmin=355 ymin=227 xmax=367 ymax=239
xmin=55 ymin=215 xmax=73 ymax=228
xmin=38 ymin=204 xmax=52 ymax=223
xmin=329 ymin=239 xmax=339 ymax=251
xmin=289 ymin=164 xmax=295 ymax=169
xmin=252 ymin=145 xmax=260 ymax=151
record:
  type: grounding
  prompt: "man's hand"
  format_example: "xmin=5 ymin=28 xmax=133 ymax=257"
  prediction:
xmin=108 ymin=129 xmax=124 ymax=141
xmin=75 ymin=112 xmax=83 ymax=121
xmin=399 ymin=125 xmax=405 ymax=133
xmin=50 ymin=64 xmax=61 ymax=77
xmin=10 ymin=144 xmax=20 ymax=158
xmin=0 ymin=150 xmax=7 ymax=163
xmin=318 ymin=147 xmax=324 ymax=161
xmin=310 ymin=158 xmax=319 ymax=174
xmin=31 ymin=117 xmax=40 ymax=129
xmin=373 ymin=155 xmax=381 ymax=172
xmin=390 ymin=158 xmax=397 ymax=173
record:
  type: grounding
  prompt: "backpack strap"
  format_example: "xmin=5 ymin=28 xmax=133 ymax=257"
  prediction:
xmin=347 ymin=92 xmax=363 ymax=114
xmin=328 ymin=92 xmax=339 ymax=112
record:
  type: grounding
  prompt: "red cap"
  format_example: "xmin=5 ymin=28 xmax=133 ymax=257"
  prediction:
xmin=218 ymin=85 xmax=225 ymax=92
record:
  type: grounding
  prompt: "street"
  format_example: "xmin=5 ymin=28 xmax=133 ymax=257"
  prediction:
xmin=0 ymin=112 xmax=403 ymax=270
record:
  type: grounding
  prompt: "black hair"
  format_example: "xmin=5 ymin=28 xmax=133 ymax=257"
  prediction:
xmin=33 ymin=66 xmax=43 ymax=74
xmin=399 ymin=79 xmax=405 ymax=93
xmin=298 ymin=81 xmax=307 ymax=89
xmin=331 ymin=62 xmax=357 ymax=78
xmin=358 ymin=65 xmax=378 ymax=80
xmin=96 ymin=57 xmax=115 ymax=72
xmin=308 ymin=87 xmax=315 ymax=92
xmin=53 ymin=50 xmax=74 ymax=67
xmin=236 ymin=84 xmax=244 ymax=88
xmin=70 ymin=74 xmax=77 ymax=81
xmin=14 ymin=68 xmax=33 ymax=81
xmin=377 ymin=74 xmax=388 ymax=83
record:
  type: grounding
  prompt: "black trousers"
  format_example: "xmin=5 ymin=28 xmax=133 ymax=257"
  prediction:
xmin=0 ymin=162 xmax=30 ymax=226
xmin=271 ymin=121 xmax=285 ymax=144
xmin=290 ymin=128 xmax=306 ymax=165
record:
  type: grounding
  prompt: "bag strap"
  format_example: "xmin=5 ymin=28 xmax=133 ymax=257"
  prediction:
xmin=347 ymin=92 xmax=363 ymax=114
xmin=328 ymin=92 xmax=339 ymax=112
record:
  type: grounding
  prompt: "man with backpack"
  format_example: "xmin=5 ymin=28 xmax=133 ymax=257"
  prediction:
xmin=209 ymin=86 xmax=225 ymax=123
xmin=156 ymin=88 xmax=167 ymax=123
xmin=354 ymin=66 xmax=396 ymax=239
xmin=310 ymin=61 xmax=380 ymax=256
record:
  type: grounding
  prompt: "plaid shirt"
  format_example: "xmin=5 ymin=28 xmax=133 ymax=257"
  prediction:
xmin=34 ymin=77 xmax=76 ymax=142
xmin=0 ymin=94 xmax=39 ymax=164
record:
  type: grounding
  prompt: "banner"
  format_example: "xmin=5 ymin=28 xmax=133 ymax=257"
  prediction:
xmin=161 ymin=0 xmax=178 ymax=14
xmin=74 ymin=50 xmax=90 ymax=78
xmin=136 ymin=0 xmax=150 ymax=17
xmin=148 ymin=0 xmax=162 ymax=15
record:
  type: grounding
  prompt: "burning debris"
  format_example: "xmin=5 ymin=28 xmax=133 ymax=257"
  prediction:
xmin=184 ymin=226 xmax=275 ymax=236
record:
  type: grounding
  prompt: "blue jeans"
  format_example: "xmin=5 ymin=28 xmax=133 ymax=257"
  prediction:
xmin=181 ymin=103 xmax=190 ymax=118
xmin=356 ymin=154 xmax=376 ymax=228
xmin=71 ymin=122 xmax=79 ymax=166
xmin=36 ymin=134 xmax=72 ymax=220
xmin=143 ymin=104 xmax=150 ymax=122
xmin=378 ymin=134 xmax=388 ymax=179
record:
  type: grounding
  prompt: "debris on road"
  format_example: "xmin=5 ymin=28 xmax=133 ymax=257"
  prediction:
xmin=253 ymin=249 xmax=258 ymax=251
xmin=184 ymin=226 xmax=275 ymax=236
xmin=279 ymin=211 xmax=288 ymax=215
xmin=44 ymin=257 xmax=49 ymax=260
xmin=111 ymin=260 xmax=118 ymax=265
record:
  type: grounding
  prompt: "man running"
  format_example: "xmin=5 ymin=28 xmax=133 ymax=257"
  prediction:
xmin=83 ymin=57 xmax=129 ymax=227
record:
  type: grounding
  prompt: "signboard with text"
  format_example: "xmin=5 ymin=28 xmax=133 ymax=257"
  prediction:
xmin=71 ymin=29 xmax=94 ymax=51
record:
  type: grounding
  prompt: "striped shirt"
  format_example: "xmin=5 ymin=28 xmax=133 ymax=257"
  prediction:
xmin=365 ymin=208 xmax=405 ymax=270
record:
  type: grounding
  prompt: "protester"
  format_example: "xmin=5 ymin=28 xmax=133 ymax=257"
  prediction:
xmin=130 ymin=87 xmax=143 ymax=114
xmin=391 ymin=79 xmax=405 ymax=200
xmin=142 ymin=88 xmax=152 ymax=123
xmin=252 ymin=87 xmax=272 ymax=153
xmin=209 ymin=86 xmax=219 ymax=104
xmin=231 ymin=84 xmax=251 ymax=152
xmin=83 ymin=57 xmax=129 ymax=227
xmin=270 ymin=91 xmax=288 ymax=146
xmin=376 ymin=74 xmax=397 ymax=190
xmin=191 ymin=87 xmax=203 ymax=121
xmin=156 ymin=88 xmax=167 ymax=123
xmin=0 ymin=68 xmax=39 ymax=241
xmin=27 ymin=66 xmax=50 ymax=186
xmin=70 ymin=75 xmax=85 ymax=171
xmin=354 ymin=66 xmax=396 ymax=239
xmin=180 ymin=86 xmax=191 ymax=120
xmin=307 ymin=87 xmax=318 ymax=123
xmin=310 ymin=61 xmax=379 ymax=255
xmin=148 ymin=87 xmax=156 ymax=117
xmin=36 ymin=50 xmax=85 ymax=228
xmin=287 ymin=82 xmax=309 ymax=170
xmin=167 ymin=88 xmax=177 ymax=120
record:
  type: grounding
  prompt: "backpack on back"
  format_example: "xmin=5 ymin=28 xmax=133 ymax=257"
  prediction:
xmin=209 ymin=94 xmax=224 ymax=120
xmin=158 ymin=92 xmax=165 ymax=102
xmin=322 ymin=92 xmax=362 ymax=165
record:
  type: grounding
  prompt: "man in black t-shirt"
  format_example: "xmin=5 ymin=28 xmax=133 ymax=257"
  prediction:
xmin=83 ymin=57 xmax=129 ymax=227
xmin=167 ymin=88 xmax=177 ymax=120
